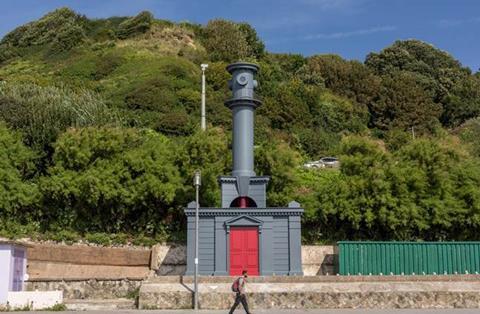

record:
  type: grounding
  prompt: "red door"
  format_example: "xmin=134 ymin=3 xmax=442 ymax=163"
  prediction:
xmin=230 ymin=227 xmax=259 ymax=276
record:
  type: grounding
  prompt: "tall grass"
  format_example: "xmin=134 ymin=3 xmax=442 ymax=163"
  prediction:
xmin=0 ymin=82 xmax=120 ymax=149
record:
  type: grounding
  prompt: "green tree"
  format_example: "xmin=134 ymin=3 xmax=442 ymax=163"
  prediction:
xmin=365 ymin=40 xmax=466 ymax=99
xmin=295 ymin=92 xmax=369 ymax=157
xmin=120 ymin=58 xmax=199 ymax=135
xmin=292 ymin=168 xmax=340 ymax=242
xmin=441 ymin=76 xmax=480 ymax=127
xmin=205 ymin=61 xmax=230 ymax=92
xmin=312 ymin=92 xmax=368 ymax=134
xmin=202 ymin=19 xmax=250 ymax=62
xmin=310 ymin=136 xmax=480 ymax=241
xmin=267 ymin=53 xmax=306 ymax=79
xmin=238 ymin=23 xmax=265 ymax=59
xmin=295 ymin=127 xmax=340 ymax=158
xmin=255 ymin=139 xmax=302 ymax=206
xmin=370 ymin=72 xmax=442 ymax=133
xmin=260 ymin=79 xmax=314 ymax=130
xmin=177 ymin=127 xmax=230 ymax=207
xmin=365 ymin=40 xmax=476 ymax=126
xmin=0 ymin=123 xmax=38 ymax=220
xmin=314 ymin=136 xmax=435 ymax=240
xmin=393 ymin=138 xmax=480 ymax=240
xmin=40 ymin=127 xmax=183 ymax=234
xmin=299 ymin=54 xmax=380 ymax=109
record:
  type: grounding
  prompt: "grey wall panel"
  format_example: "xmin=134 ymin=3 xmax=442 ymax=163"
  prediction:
xmin=272 ymin=217 xmax=290 ymax=274
xmin=288 ymin=215 xmax=303 ymax=275
xmin=214 ymin=216 xmax=228 ymax=275
xmin=259 ymin=216 xmax=273 ymax=275
xmin=199 ymin=217 xmax=215 ymax=274
xmin=221 ymin=183 xmax=238 ymax=208
xmin=249 ymin=186 xmax=266 ymax=207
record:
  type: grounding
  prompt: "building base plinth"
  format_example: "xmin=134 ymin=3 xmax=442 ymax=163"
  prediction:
xmin=139 ymin=275 xmax=480 ymax=310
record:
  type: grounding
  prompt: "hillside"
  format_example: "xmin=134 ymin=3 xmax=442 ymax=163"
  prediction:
xmin=1 ymin=8 xmax=480 ymax=244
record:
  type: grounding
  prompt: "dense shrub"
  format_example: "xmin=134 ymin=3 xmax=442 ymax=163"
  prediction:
xmin=116 ymin=11 xmax=153 ymax=39
xmin=177 ymin=127 xmax=230 ymax=207
xmin=202 ymin=19 xmax=250 ymax=62
xmin=40 ymin=127 xmax=183 ymax=234
xmin=370 ymin=71 xmax=442 ymax=133
xmin=0 ymin=123 xmax=38 ymax=220
xmin=313 ymin=92 xmax=369 ymax=134
xmin=458 ymin=117 xmax=480 ymax=157
xmin=0 ymin=8 xmax=87 ymax=54
xmin=255 ymin=139 xmax=302 ymax=206
xmin=366 ymin=39 xmax=475 ymax=127
xmin=307 ymin=136 xmax=480 ymax=241
xmin=238 ymin=23 xmax=265 ymax=59
xmin=49 ymin=23 xmax=86 ymax=54
xmin=441 ymin=76 xmax=480 ymax=127
xmin=300 ymin=54 xmax=380 ymax=108
xmin=93 ymin=50 xmax=125 ymax=80
xmin=125 ymin=77 xmax=178 ymax=111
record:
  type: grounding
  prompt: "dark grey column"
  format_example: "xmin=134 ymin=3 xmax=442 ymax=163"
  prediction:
xmin=214 ymin=216 xmax=228 ymax=275
xmin=232 ymin=105 xmax=255 ymax=178
xmin=288 ymin=215 xmax=303 ymax=275
xmin=260 ymin=216 xmax=274 ymax=276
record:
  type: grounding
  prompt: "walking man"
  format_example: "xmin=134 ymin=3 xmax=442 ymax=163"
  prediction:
xmin=229 ymin=270 xmax=252 ymax=314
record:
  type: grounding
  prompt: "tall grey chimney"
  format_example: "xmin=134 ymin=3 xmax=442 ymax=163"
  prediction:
xmin=225 ymin=63 xmax=262 ymax=179
xmin=217 ymin=62 xmax=268 ymax=208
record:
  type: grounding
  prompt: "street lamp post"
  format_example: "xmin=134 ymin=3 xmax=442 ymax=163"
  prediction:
xmin=200 ymin=64 xmax=208 ymax=131
xmin=193 ymin=170 xmax=201 ymax=310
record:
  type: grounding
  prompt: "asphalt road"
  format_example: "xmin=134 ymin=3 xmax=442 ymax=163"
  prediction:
xmin=15 ymin=310 xmax=480 ymax=314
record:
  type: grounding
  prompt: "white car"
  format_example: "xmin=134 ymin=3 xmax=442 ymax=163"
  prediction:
xmin=303 ymin=157 xmax=339 ymax=169
xmin=303 ymin=160 xmax=325 ymax=169
xmin=320 ymin=157 xmax=339 ymax=168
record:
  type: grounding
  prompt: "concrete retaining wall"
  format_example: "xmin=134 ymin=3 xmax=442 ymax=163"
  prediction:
xmin=25 ymin=279 xmax=142 ymax=300
xmin=27 ymin=244 xmax=151 ymax=280
xmin=302 ymin=245 xmax=337 ymax=275
xmin=150 ymin=245 xmax=187 ymax=276
xmin=26 ymin=243 xmax=337 ymax=280
xmin=139 ymin=275 xmax=480 ymax=310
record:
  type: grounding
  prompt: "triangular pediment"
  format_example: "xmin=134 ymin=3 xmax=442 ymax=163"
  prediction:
xmin=225 ymin=215 xmax=263 ymax=227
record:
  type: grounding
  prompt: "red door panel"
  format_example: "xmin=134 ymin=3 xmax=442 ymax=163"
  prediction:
xmin=229 ymin=227 xmax=259 ymax=276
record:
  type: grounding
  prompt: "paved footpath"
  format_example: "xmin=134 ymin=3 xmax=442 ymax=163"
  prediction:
xmin=16 ymin=310 xmax=480 ymax=314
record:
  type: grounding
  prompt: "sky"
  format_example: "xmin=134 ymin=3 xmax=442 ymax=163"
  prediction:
xmin=0 ymin=0 xmax=479 ymax=72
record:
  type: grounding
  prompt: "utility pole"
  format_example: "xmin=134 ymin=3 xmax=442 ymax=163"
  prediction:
xmin=193 ymin=170 xmax=201 ymax=310
xmin=200 ymin=64 xmax=208 ymax=131
xmin=411 ymin=126 xmax=415 ymax=140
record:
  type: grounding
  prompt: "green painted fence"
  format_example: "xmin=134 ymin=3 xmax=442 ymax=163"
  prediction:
xmin=338 ymin=241 xmax=480 ymax=276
